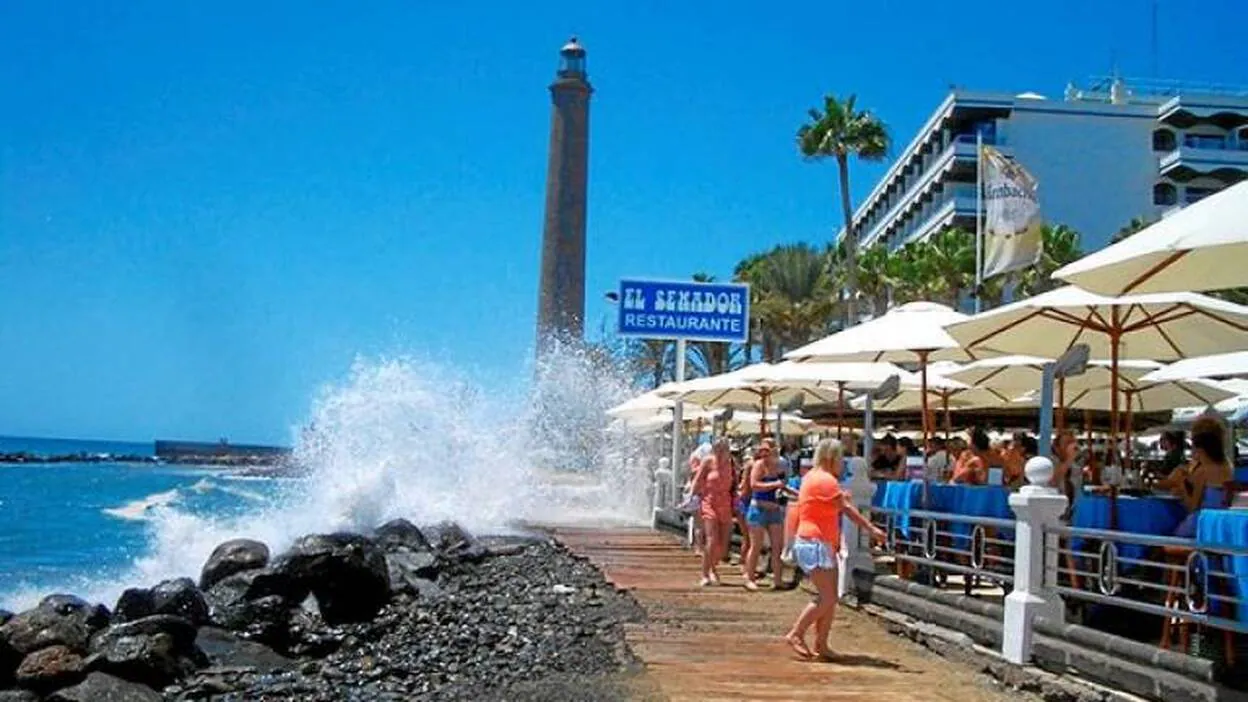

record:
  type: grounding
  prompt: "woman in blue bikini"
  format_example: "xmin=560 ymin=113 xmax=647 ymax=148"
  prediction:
xmin=742 ymin=440 xmax=787 ymax=591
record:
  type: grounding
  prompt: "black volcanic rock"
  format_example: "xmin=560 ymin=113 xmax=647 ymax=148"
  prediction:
xmin=203 ymin=569 xmax=296 ymax=649
xmin=0 ymin=690 xmax=39 ymax=702
xmin=112 ymin=589 xmax=155 ymax=624
xmin=374 ymin=518 xmax=432 ymax=552
xmin=199 ymin=539 xmax=270 ymax=591
xmin=86 ymin=615 xmax=203 ymax=689
xmin=0 ymin=610 xmax=12 ymax=627
xmin=193 ymin=626 xmax=293 ymax=671
xmin=421 ymin=520 xmax=476 ymax=553
xmin=48 ymin=671 xmax=162 ymax=702
xmin=149 ymin=579 xmax=209 ymax=627
xmin=0 ymin=595 xmax=110 ymax=655
xmin=273 ymin=534 xmax=390 ymax=625
xmin=14 ymin=644 xmax=86 ymax=692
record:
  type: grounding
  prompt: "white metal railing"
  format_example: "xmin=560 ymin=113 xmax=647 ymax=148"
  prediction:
xmin=870 ymin=505 xmax=1016 ymax=589
xmin=1046 ymin=524 xmax=1248 ymax=636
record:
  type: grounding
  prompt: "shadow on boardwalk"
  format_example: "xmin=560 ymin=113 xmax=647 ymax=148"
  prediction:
xmin=554 ymin=526 xmax=1026 ymax=702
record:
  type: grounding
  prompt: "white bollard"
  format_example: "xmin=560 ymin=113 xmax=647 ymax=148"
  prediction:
xmin=840 ymin=454 xmax=876 ymax=598
xmin=1002 ymin=456 xmax=1068 ymax=664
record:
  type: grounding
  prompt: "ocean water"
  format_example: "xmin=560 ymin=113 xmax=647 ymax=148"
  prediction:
xmin=0 ymin=463 xmax=281 ymax=607
xmin=0 ymin=350 xmax=654 ymax=612
xmin=0 ymin=435 xmax=154 ymax=457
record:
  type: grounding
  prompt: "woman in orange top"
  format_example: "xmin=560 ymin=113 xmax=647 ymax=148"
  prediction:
xmin=691 ymin=439 xmax=736 ymax=586
xmin=783 ymin=438 xmax=886 ymax=660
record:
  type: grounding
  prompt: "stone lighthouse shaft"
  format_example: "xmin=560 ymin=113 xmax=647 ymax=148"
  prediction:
xmin=535 ymin=37 xmax=592 ymax=353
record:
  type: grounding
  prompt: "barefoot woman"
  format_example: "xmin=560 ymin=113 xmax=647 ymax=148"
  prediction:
xmin=784 ymin=438 xmax=885 ymax=659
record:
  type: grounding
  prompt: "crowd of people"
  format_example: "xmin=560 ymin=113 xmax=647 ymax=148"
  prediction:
xmin=681 ymin=415 xmax=1237 ymax=660
xmin=685 ymin=435 xmax=885 ymax=660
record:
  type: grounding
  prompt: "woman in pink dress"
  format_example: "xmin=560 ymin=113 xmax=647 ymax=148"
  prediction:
xmin=691 ymin=439 xmax=735 ymax=586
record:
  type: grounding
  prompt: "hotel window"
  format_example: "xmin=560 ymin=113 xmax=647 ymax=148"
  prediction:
xmin=1153 ymin=182 xmax=1177 ymax=206
xmin=1152 ymin=129 xmax=1176 ymax=152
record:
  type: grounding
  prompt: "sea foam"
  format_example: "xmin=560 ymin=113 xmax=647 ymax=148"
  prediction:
xmin=6 ymin=347 xmax=653 ymax=610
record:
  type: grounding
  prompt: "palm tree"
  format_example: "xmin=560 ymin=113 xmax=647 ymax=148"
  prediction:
xmin=854 ymin=243 xmax=894 ymax=317
xmin=688 ymin=272 xmax=744 ymax=376
xmin=1111 ymin=216 xmax=1155 ymax=244
xmin=797 ymin=94 xmax=890 ymax=326
xmin=751 ymin=244 xmax=837 ymax=359
xmin=923 ymin=228 xmax=977 ymax=308
xmin=1017 ymin=224 xmax=1084 ymax=297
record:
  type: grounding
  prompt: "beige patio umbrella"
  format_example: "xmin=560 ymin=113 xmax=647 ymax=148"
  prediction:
xmin=720 ymin=410 xmax=813 ymax=437
xmin=945 ymin=356 xmax=1163 ymax=430
xmin=785 ymin=301 xmax=978 ymax=451
xmin=655 ymin=363 xmax=844 ymax=436
xmin=945 ymin=286 xmax=1248 ymax=453
xmin=757 ymin=360 xmax=917 ymax=439
xmin=1142 ymin=351 xmax=1248 ymax=383
xmin=605 ymin=383 xmax=681 ymax=421
xmin=1054 ymin=180 xmax=1248 ymax=296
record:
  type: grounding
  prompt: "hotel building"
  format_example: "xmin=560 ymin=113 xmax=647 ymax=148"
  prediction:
xmin=847 ymin=78 xmax=1248 ymax=253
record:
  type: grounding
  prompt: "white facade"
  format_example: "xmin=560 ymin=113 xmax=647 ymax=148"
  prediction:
xmin=849 ymin=79 xmax=1248 ymax=254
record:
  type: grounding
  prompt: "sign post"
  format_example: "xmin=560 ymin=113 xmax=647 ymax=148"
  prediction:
xmin=616 ymin=279 xmax=751 ymax=514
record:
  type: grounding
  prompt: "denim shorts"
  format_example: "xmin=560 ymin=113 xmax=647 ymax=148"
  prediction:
xmin=791 ymin=537 xmax=838 ymax=573
xmin=746 ymin=501 xmax=784 ymax=526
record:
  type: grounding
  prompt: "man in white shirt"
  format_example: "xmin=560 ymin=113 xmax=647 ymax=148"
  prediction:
xmin=925 ymin=436 xmax=950 ymax=482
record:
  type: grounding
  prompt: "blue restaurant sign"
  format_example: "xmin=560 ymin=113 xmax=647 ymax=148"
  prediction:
xmin=616 ymin=279 xmax=750 ymax=343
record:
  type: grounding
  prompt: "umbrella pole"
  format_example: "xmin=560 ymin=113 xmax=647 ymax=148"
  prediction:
xmin=1109 ymin=325 xmax=1121 ymax=483
xmin=918 ymin=351 xmax=932 ymax=455
xmin=1057 ymin=377 xmax=1066 ymax=432
xmin=761 ymin=391 xmax=770 ymax=438
xmin=919 ymin=350 xmax=932 ymax=512
xmin=943 ymin=394 xmax=951 ymax=440
xmin=837 ymin=383 xmax=845 ymax=441
xmin=1124 ymin=392 xmax=1134 ymax=475
xmin=1109 ymin=319 xmax=1122 ymax=530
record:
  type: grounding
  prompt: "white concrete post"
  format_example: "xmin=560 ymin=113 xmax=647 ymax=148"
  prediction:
xmin=652 ymin=456 xmax=672 ymax=529
xmin=1002 ymin=456 xmax=1068 ymax=664
xmin=840 ymin=454 xmax=877 ymax=597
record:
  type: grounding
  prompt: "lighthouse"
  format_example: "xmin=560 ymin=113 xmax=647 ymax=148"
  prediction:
xmin=535 ymin=37 xmax=592 ymax=353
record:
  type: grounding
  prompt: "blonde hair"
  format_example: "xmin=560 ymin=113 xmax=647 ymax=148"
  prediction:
xmin=813 ymin=438 xmax=844 ymax=475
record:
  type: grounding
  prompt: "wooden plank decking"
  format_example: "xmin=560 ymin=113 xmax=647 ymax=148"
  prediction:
xmin=554 ymin=527 xmax=1019 ymax=702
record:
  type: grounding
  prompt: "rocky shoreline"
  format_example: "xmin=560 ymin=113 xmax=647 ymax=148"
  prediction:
xmin=0 ymin=453 xmax=286 ymax=468
xmin=0 ymin=521 xmax=646 ymax=701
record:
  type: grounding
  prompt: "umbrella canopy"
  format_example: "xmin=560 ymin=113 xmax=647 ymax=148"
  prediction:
xmin=785 ymin=301 xmax=979 ymax=449
xmin=1054 ymin=180 xmax=1248 ymax=296
xmin=655 ymin=363 xmax=843 ymax=411
xmin=1056 ymin=378 xmax=1235 ymax=413
xmin=945 ymin=285 xmax=1248 ymax=449
xmin=944 ymin=286 xmax=1248 ymax=363
xmin=1142 ymin=351 xmax=1248 ymax=383
xmin=946 ymin=356 xmax=1163 ymax=393
xmin=785 ymin=301 xmax=974 ymax=363
xmin=721 ymin=410 xmax=813 ymax=437
xmin=605 ymin=384 xmax=680 ymax=420
xmin=852 ymin=386 xmax=1017 ymax=412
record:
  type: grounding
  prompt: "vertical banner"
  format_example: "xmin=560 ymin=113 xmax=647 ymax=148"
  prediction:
xmin=981 ymin=146 xmax=1043 ymax=279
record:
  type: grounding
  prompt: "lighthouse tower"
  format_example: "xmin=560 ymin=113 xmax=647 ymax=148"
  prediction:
xmin=535 ymin=37 xmax=592 ymax=353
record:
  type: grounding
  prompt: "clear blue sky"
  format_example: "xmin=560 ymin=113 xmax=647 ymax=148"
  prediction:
xmin=1 ymin=1 xmax=1244 ymax=444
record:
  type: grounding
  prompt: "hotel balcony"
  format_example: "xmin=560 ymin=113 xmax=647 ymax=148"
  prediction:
xmin=876 ymin=184 xmax=979 ymax=250
xmin=1157 ymin=135 xmax=1248 ymax=180
xmin=857 ymin=136 xmax=1006 ymax=248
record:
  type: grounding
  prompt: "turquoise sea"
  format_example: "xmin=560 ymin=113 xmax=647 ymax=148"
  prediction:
xmin=0 ymin=436 xmax=283 ymax=610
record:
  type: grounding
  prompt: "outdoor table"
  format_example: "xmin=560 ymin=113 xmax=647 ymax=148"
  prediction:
xmin=1196 ymin=509 xmax=1248 ymax=625
xmin=1071 ymin=493 xmax=1186 ymax=562
xmin=943 ymin=485 xmax=1013 ymax=546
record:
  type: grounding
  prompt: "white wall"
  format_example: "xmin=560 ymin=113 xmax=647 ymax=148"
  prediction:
xmin=1005 ymin=105 xmax=1158 ymax=252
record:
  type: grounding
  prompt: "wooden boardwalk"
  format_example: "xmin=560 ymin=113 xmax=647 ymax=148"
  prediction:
xmin=555 ymin=527 xmax=1019 ymax=702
